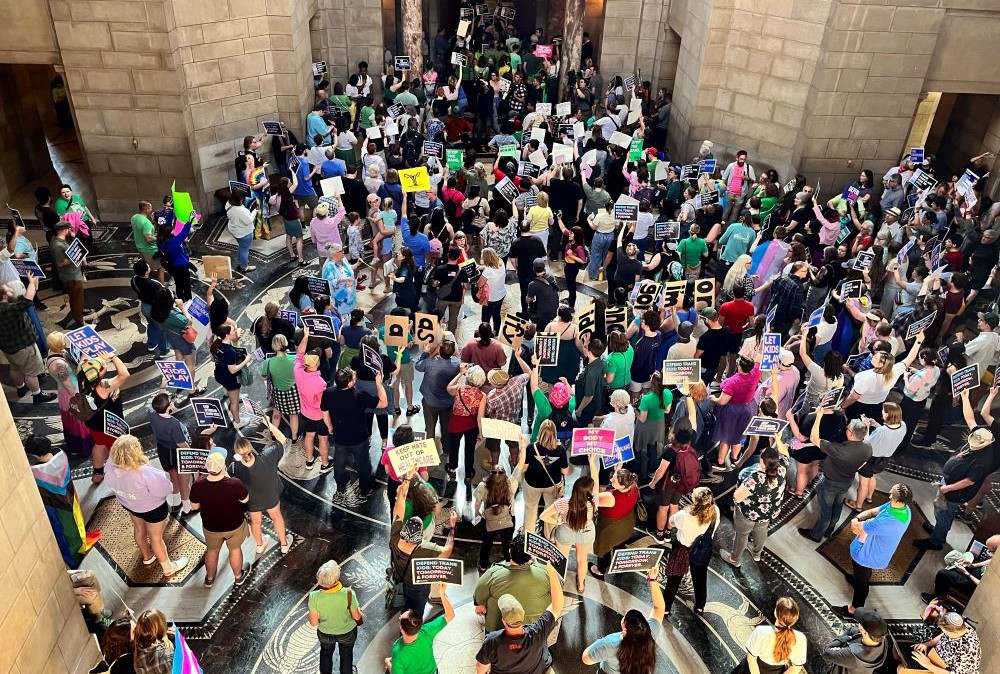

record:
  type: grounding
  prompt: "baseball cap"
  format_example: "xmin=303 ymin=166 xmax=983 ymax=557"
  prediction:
xmin=854 ymin=607 xmax=887 ymax=639
xmin=779 ymin=349 xmax=795 ymax=367
xmin=978 ymin=311 xmax=999 ymax=329
xmin=498 ymin=594 xmax=525 ymax=627
xmin=205 ymin=451 xmax=227 ymax=475
xmin=428 ymin=239 xmax=443 ymax=256
xmin=677 ymin=321 xmax=694 ymax=339
xmin=400 ymin=516 xmax=424 ymax=544
xmin=699 ymin=307 xmax=719 ymax=321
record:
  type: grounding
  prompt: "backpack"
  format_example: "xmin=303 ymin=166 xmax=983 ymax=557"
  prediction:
xmin=548 ymin=405 xmax=575 ymax=444
xmin=68 ymin=391 xmax=97 ymax=424
xmin=435 ymin=276 xmax=456 ymax=300
xmin=668 ymin=446 xmax=700 ymax=494
xmin=688 ymin=514 xmax=718 ymax=566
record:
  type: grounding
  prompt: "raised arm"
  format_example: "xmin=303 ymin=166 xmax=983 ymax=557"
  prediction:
xmin=901 ymin=331 xmax=925 ymax=367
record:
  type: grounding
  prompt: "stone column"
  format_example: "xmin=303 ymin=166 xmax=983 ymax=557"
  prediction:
xmin=559 ymin=0 xmax=586 ymax=98
xmin=401 ymin=0 xmax=423 ymax=71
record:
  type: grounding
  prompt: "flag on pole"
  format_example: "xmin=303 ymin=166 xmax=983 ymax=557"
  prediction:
xmin=172 ymin=625 xmax=203 ymax=674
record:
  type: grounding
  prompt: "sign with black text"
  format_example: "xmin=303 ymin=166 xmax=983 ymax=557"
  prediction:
xmin=608 ymin=547 xmax=663 ymax=574
xmin=499 ymin=313 xmax=530 ymax=347
xmin=951 ymin=363 xmax=980 ymax=398
xmin=413 ymin=312 xmax=440 ymax=346
xmin=693 ymin=278 xmax=715 ymax=307
xmin=422 ymin=141 xmax=443 ymax=157
xmin=177 ymin=448 xmax=211 ymax=474
xmin=614 ymin=203 xmax=639 ymax=222
xmin=361 ymin=343 xmax=383 ymax=374
xmin=411 ymin=558 xmax=463 ymax=585
xmin=576 ymin=302 xmax=597 ymax=337
xmin=394 ymin=56 xmax=411 ymax=71
xmin=306 ymin=276 xmax=331 ymax=296
xmin=65 ymin=238 xmax=88 ymax=267
xmin=909 ymin=168 xmax=936 ymax=191
xmin=654 ymin=220 xmax=679 ymax=241
xmin=743 ymin=416 xmax=789 ymax=437
xmin=633 ymin=281 xmax=661 ymax=311
xmin=817 ymin=386 xmax=844 ymax=410
xmin=534 ymin=333 xmax=560 ymax=367
xmin=661 ymin=279 xmax=687 ymax=308
xmin=604 ymin=304 xmax=629 ymax=334
xmin=495 ymin=176 xmax=519 ymax=203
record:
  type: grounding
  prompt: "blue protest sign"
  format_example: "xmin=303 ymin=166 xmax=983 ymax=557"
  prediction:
xmin=842 ymin=185 xmax=860 ymax=203
xmin=765 ymin=305 xmax=776 ymax=330
xmin=65 ymin=326 xmax=115 ymax=359
xmin=10 ymin=258 xmax=45 ymax=278
xmin=190 ymin=397 xmax=228 ymax=427
xmin=65 ymin=238 xmax=88 ymax=266
xmin=156 ymin=360 xmax=193 ymax=390
xmin=603 ymin=436 xmax=635 ymax=469
xmin=897 ymin=239 xmax=914 ymax=264
xmin=910 ymin=147 xmax=924 ymax=164
xmin=103 ymin=410 xmax=130 ymax=438
xmin=807 ymin=306 xmax=824 ymax=329
xmin=761 ymin=333 xmax=781 ymax=371
xmin=279 ymin=309 xmax=299 ymax=326
xmin=187 ymin=295 xmax=210 ymax=326
xmin=698 ymin=159 xmax=716 ymax=175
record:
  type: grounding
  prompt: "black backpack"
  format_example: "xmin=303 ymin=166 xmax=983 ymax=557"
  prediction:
xmin=548 ymin=405 xmax=575 ymax=444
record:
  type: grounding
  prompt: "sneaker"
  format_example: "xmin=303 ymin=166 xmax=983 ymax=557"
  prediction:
xmin=721 ymin=551 xmax=740 ymax=567
xmin=653 ymin=529 xmax=667 ymax=544
xmin=244 ymin=265 xmax=257 ymax=272
xmin=256 ymin=534 xmax=274 ymax=555
xmin=304 ymin=458 xmax=317 ymax=470
xmin=146 ymin=343 xmax=159 ymax=353
xmin=319 ymin=463 xmax=333 ymax=474
xmin=797 ymin=527 xmax=821 ymax=542
xmin=141 ymin=556 xmax=157 ymax=566
xmin=163 ymin=556 xmax=189 ymax=577
xmin=234 ymin=562 xmax=252 ymax=586
xmin=280 ymin=533 xmax=294 ymax=554
xmin=298 ymin=259 xmax=308 ymax=267
xmin=750 ymin=550 xmax=762 ymax=563
xmin=920 ymin=592 xmax=935 ymax=604
xmin=710 ymin=463 xmax=727 ymax=473
xmin=14 ymin=384 xmax=28 ymax=399
xmin=32 ymin=391 xmax=57 ymax=404
xmin=204 ymin=576 xmax=215 ymax=587
xmin=406 ymin=405 xmax=421 ymax=416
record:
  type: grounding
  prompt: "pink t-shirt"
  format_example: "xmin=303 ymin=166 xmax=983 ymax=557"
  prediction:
xmin=294 ymin=353 xmax=327 ymax=421
xmin=728 ymin=163 xmax=745 ymax=196
xmin=721 ymin=363 xmax=761 ymax=404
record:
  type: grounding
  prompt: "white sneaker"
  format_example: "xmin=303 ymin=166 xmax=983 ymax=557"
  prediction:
xmin=256 ymin=534 xmax=274 ymax=555
xmin=280 ymin=533 xmax=294 ymax=554
xmin=163 ymin=556 xmax=189 ymax=577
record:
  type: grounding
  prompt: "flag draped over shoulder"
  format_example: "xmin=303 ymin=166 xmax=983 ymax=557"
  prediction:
xmin=172 ymin=626 xmax=203 ymax=674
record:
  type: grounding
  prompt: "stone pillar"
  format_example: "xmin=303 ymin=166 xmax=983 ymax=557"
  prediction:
xmin=559 ymin=0 xmax=586 ymax=98
xmin=966 ymin=557 xmax=999 ymax=673
xmin=401 ymin=0 xmax=423 ymax=71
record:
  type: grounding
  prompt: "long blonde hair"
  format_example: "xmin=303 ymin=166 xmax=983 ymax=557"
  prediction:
xmin=723 ymin=254 xmax=751 ymax=296
xmin=537 ymin=419 xmax=558 ymax=450
xmin=110 ymin=435 xmax=148 ymax=470
xmin=688 ymin=486 xmax=716 ymax=525
xmin=481 ymin=247 xmax=502 ymax=269
xmin=773 ymin=597 xmax=800 ymax=663
xmin=872 ymin=351 xmax=895 ymax=384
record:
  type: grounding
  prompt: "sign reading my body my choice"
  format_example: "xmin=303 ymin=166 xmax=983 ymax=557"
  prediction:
xmin=571 ymin=428 xmax=616 ymax=457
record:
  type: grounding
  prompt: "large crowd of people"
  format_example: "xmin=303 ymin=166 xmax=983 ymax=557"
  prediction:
xmin=12 ymin=6 xmax=998 ymax=674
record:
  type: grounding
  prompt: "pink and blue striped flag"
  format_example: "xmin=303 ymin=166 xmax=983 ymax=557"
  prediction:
xmin=172 ymin=625 xmax=203 ymax=674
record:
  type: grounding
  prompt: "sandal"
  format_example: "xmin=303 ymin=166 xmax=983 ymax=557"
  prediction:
xmin=844 ymin=499 xmax=862 ymax=511
xmin=406 ymin=405 xmax=421 ymax=416
xmin=785 ymin=488 xmax=802 ymax=498
xmin=92 ymin=466 xmax=105 ymax=484
xmin=576 ymin=580 xmax=586 ymax=594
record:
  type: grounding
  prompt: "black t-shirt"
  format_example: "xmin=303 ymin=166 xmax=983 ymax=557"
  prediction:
xmin=696 ymin=327 xmax=730 ymax=370
xmin=131 ymin=275 xmax=163 ymax=305
xmin=235 ymin=149 xmax=259 ymax=175
xmin=34 ymin=204 xmax=61 ymax=234
xmin=613 ymin=249 xmax=642 ymax=283
xmin=190 ymin=477 xmax=248 ymax=532
xmin=321 ymin=387 xmax=378 ymax=445
xmin=509 ymin=236 xmax=547 ymax=281
xmin=942 ymin=447 xmax=995 ymax=503
xmin=209 ymin=297 xmax=230 ymax=333
xmin=341 ymin=176 xmax=370 ymax=215
xmin=527 ymin=276 xmax=559 ymax=327
xmin=432 ymin=263 xmax=468 ymax=302
xmin=546 ymin=179 xmax=585 ymax=221
xmin=524 ymin=443 xmax=568 ymax=488
xmin=254 ymin=316 xmax=296 ymax=353
xmin=350 ymin=353 xmax=393 ymax=381
xmin=476 ymin=610 xmax=556 ymax=674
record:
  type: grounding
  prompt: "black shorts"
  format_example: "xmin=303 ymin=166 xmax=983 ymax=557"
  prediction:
xmin=656 ymin=484 xmax=682 ymax=507
xmin=125 ymin=502 xmax=169 ymax=524
xmin=156 ymin=444 xmax=178 ymax=472
xmin=301 ymin=415 xmax=329 ymax=436
xmin=728 ymin=331 xmax=744 ymax=354
xmin=858 ymin=456 xmax=891 ymax=478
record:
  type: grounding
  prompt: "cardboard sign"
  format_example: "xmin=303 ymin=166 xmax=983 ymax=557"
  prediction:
xmin=66 ymin=326 xmax=115 ymax=359
xmin=361 ymin=343 xmax=383 ymax=374
xmin=10 ymin=258 xmax=44 ymax=278
xmin=388 ymin=438 xmax=440 ymax=475
xmin=654 ymin=220 xmax=680 ymax=241
xmin=413 ymin=312 xmax=440 ymax=346
xmin=909 ymin=168 xmax=936 ymax=191
xmin=556 ymin=101 xmax=572 ymax=118
xmin=853 ymin=250 xmax=875 ymax=272
xmin=279 ymin=309 xmax=298 ymax=326
xmin=527 ymin=149 xmax=547 ymax=168
xmin=190 ymin=397 xmax=227 ymax=427
xmin=693 ymin=278 xmax=715 ymax=307
xmin=156 ymin=360 xmax=193 ymax=390
xmin=481 ymin=418 xmax=523 ymax=442
xmin=840 ymin=279 xmax=864 ymax=299
xmin=699 ymin=159 xmax=717 ymax=175
xmin=383 ymin=314 xmax=409 ymax=348
xmin=761 ymin=333 xmax=782 ymax=371
xmin=607 ymin=548 xmax=663 ymax=574
xmin=905 ymin=310 xmax=937 ymax=340
xmin=614 ymin=203 xmax=639 ymax=222
xmin=633 ymin=281 xmax=661 ymax=311
xmin=320 ymin=176 xmax=345 ymax=196
xmin=399 ymin=167 xmax=431 ymax=193
xmin=203 ymin=255 xmax=233 ymax=280
xmin=394 ymin=56 xmax=411 ymax=71
xmin=524 ymin=532 xmax=567 ymax=578
xmin=446 ymin=149 xmax=463 ymax=171
xmin=384 ymin=120 xmax=400 ymax=137
xmin=806 ymin=306 xmax=825 ymax=329
xmin=743 ymin=416 xmax=789 ymax=437
xmin=302 ymin=314 xmax=336 ymax=339
xmin=103 ymin=410 xmax=130 ymax=438
xmin=951 ymin=363 xmax=980 ymax=398
xmin=576 ymin=302 xmax=598 ymax=337
xmin=177 ymin=448 xmax=211 ymax=474
xmin=450 ymin=52 xmax=467 ymax=67
xmin=534 ymin=44 xmax=553 ymax=58
xmin=306 ymin=276 xmax=331 ymax=296
xmin=818 ymin=386 xmax=844 ymax=410
xmin=659 ymin=279 xmax=686 ymax=310
xmin=65 ymin=238 xmax=88 ymax=267
xmin=534 ymin=333 xmax=560 ymax=367
xmin=495 ymin=176 xmax=519 ymax=203
xmin=411 ymin=558 xmax=463 ymax=585
xmin=570 ymin=428 xmax=616 ymax=457
xmin=551 ymin=142 xmax=573 ymax=165
xmin=602 ymin=436 xmax=635 ymax=469
xmin=662 ymin=359 xmax=701 ymax=384
xmin=910 ymin=147 xmax=924 ymax=165
xmin=605 ymin=304 xmax=629 ymax=334
xmin=498 ymin=143 xmax=519 ymax=158
xmin=312 ymin=61 xmax=327 ymax=76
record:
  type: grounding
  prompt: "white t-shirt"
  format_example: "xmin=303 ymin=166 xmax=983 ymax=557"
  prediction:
xmin=851 ymin=363 xmax=906 ymax=404
xmin=667 ymin=340 xmax=697 ymax=361
xmin=804 ymin=361 xmax=844 ymax=399
xmin=745 ymin=624 xmax=808 ymax=667
xmin=482 ymin=265 xmax=507 ymax=302
xmin=815 ymin=319 xmax=836 ymax=346
xmin=600 ymin=407 xmax=635 ymax=442
xmin=635 ymin=211 xmax=655 ymax=240
xmin=225 ymin=203 xmax=254 ymax=239
xmin=868 ymin=422 xmax=907 ymax=458
xmin=669 ymin=506 xmax=719 ymax=547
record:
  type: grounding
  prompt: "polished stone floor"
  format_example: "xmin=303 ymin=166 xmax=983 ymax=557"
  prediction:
xmin=12 ymin=214 xmax=996 ymax=673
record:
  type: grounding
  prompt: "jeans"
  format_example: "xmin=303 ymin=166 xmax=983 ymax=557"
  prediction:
xmin=731 ymin=507 xmax=769 ymax=561
xmin=141 ymin=302 xmax=169 ymax=355
xmin=588 ymin=231 xmax=615 ymax=279
xmin=851 ymin=559 xmax=873 ymax=609
xmin=317 ymin=627 xmax=357 ymax=674
xmin=810 ymin=476 xmax=853 ymax=539
xmin=929 ymin=497 xmax=962 ymax=547
xmin=334 ymin=440 xmax=373 ymax=494
xmin=403 ymin=580 xmax=431 ymax=613
xmin=448 ymin=427 xmax=478 ymax=479
xmin=236 ymin=234 xmax=252 ymax=269
xmin=422 ymin=404 xmax=452 ymax=458
xmin=482 ymin=299 xmax=503 ymax=333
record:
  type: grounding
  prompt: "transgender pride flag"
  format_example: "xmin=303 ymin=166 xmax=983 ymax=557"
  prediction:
xmin=172 ymin=625 xmax=203 ymax=674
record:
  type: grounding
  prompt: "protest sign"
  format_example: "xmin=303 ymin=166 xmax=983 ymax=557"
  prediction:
xmin=571 ymin=428 xmax=616 ymax=457
xmin=302 ymin=314 xmax=336 ymax=339
xmin=446 ymin=149 xmax=463 ymax=171
xmin=628 ymin=137 xmax=644 ymax=162
xmin=551 ymin=143 xmax=573 ymax=165
xmin=602 ymin=436 xmax=635 ymax=469
xmin=556 ymin=101 xmax=572 ymax=117
xmin=388 ymin=439 xmax=440 ymax=475
xmin=320 ymin=176 xmax=345 ymax=196
xmin=766 ymin=306 xmax=777 ymax=330
xmin=262 ymin=121 xmax=283 ymax=135
xmin=662 ymin=359 xmax=701 ymax=384
xmin=525 ymin=532 xmax=567 ymax=578
xmin=609 ymin=131 xmax=631 ymax=149
xmin=905 ymin=310 xmax=936 ymax=340
xmin=312 ymin=60 xmax=327 ymax=76
xmin=411 ymin=558 xmax=463 ymax=585
xmin=605 ymin=304 xmax=629 ymax=334
xmin=498 ymin=143 xmax=519 ymax=158
xmin=6 ymin=204 xmax=25 ymax=229
xmin=156 ymin=360 xmax=193 ymax=390
xmin=608 ymin=548 xmax=664 ymax=574
xmin=383 ymin=314 xmax=409 ymax=348
xmin=495 ymin=176 xmax=519 ymax=203
xmin=66 ymin=326 xmax=114 ymax=359
xmin=65 ymin=238 xmax=87 ymax=267
xmin=240 ymin=395 xmax=264 ymax=416
xmin=450 ymin=52 xmax=467 ymax=67
xmin=654 ymin=220 xmax=680 ymax=241
xmin=660 ymin=279 xmax=687 ymax=308
xmin=535 ymin=103 xmax=552 ymax=116
xmin=534 ymin=44 xmax=553 ymax=58
xmin=394 ymin=56 xmax=411 ymax=71
xmin=951 ymin=364 xmax=980 ymax=398
xmin=422 ymin=141 xmax=443 ymax=157
xmin=843 ymin=185 xmax=861 ymax=203
xmin=306 ymin=276 xmax=331 ymax=296
xmin=362 ymin=343 xmax=383 ymax=374
xmin=177 ymin=448 xmax=211 ymax=474
xmin=10 ymin=258 xmax=44 ymax=278
xmin=699 ymin=158 xmax=717 ymax=175
xmin=186 ymin=295 xmax=210 ymax=327
xmin=743 ymin=416 xmax=789 ymax=437
xmin=818 ymin=387 xmax=844 ymax=410
xmin=103 ymin=410 xmax=129 ymax=438
xmin=807 ymin=306 xmax=825 ymax=329
xmin=528 ymin=149 xmax=547 ymax=168
xmin=387 ymin=103 xmax=404 ymax=119
xmin=481 ymin=418 xmax=523 ymax=442
xmin=614 ymin=203 xmax=639 ymax=222
xmin=279 ymin=309 xmax=298 ymax=326
xmin=896 ymin=238 xmax=915 ymax=264
xmin=845 ymin=353 xmax=867 ymax=372
xmin=534 ymin=333 xmax=560 ymax=366
xmin=761 ymin=333 xmax=781 ymax=371
xmin=399 ymin=167 xmax=431 ymax=193
xmin=840 ymin=279 xmax=864 ymax=299
xmin=909 ymin=168 xmax=936 ymax=191
xmin=680 ymin=165 xmax=698 ymax=180
xmin=229 ymin=180 xmax=251 ymax=197
xmin=910 ymin=147 xmax=924 ymax=164
xmin=202 ymin=255 xmax=232 ymax=279
xmin=853 ymin=250 xmax=875 ymax=272
xmin=517 ymin=161 xmax=541 ymax=178
xmin=633 ymin=281 xmax=661 ymax=311
xmin=837 ymin=222 xmax=853 ymax=244
xmin=499 ymin=313 xmax=530 ymax=347
xmin=576 ymin=302 xmax=598 ymax=337
xmin=693 ymin=278 xmax=715 ymax=307
xmin=697 ymin=190 xmax=720 ymax=207
xmin=475 ymin=3 xmax=487 ymax=15
xmin=413 ymin=312 xmax=440 ymax=346
xmin=460 ymin=6 xmax=473 ymax=18
xmin=956 ymin=169 xmax=979 ymax=197
xmin=627 ymin=98 xmax=642 ymax=124
xmin=190 ymin=397 xmax=227 ymax=427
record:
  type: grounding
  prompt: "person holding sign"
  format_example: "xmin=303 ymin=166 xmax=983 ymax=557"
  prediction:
xmin=582 ymin=565 xmax=665 ymax=674
xmin=44 ymin=332 xmax=94 ymax=457
xmin=148 ymin=392 xmax=193 ymax=516
xmin=841 ymin=334 xmax=924 ymax=422
xmin=591 ymin=468 xmax=640 ymax=578
xmin=348 ymin=334 xmax=398 ymax=450
xmin=189 ymin=450 xmax=253 ymax=588
xmin=710 ymin=354 xmax=762 ymax=472
xmin=211 ymin=325 xmax=255 ymax=428
xmin=103 ymin=435 xmax=188 ymax=577
xmin=386 ymin=583 xmax=455 ymax=674
xmin=50 ymin=219 xmax=86 ymax=328
xmin=231 ymin=418 xmax=294 ymax=556
xmin=473 ymin=442 xmax=527 ymax=572
xmin=79 ymin=351 xmax=130 ymax=484
xmin=445 ymin=364 xmax=488 ymax=485
xmin=540 ymin=453 xmax=615 ymax=594
xmin=0 ymin=274 xmax=55 ymax=404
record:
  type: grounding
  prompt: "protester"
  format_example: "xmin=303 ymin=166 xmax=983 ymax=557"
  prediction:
xmin=309 ymin=560 xmax=364 ymax=674
xmin=231 ymin=418 xmax=294 ymax=555
xmin=189 ymin=450 xmax=252 ymax=587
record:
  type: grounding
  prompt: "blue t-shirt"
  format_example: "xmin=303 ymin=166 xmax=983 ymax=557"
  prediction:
xmin=306 ymin=112 xmax=330 ymax=147
xmin=293 ymin=160 xmax=316 ymax=196
xmin=850 ymin=503 xmax=911 ymax=569
xmin=586 ymin=619 xmax=661 ymax=674
xmin=400 ymin=217 xmax=431 ymax=266
xmin=320 ymin=159 xmax=346 ymax=178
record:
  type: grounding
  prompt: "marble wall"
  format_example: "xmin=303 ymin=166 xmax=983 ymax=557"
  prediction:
xmin=598 ymin=0 xmax=679 ymax=95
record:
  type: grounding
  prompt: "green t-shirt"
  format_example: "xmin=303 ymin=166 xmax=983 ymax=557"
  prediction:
xmin=473 ymin=562 xmax=551 ymax=631
xmin=509 ymin=53 xmax=522 ymax=72
xmin=530 ymin=389 xmax=576 ymax=442
xmin=379 ymin=326 xmax=413 ymax=364
xmin=50 ymin=237 xmax=84 ymax=282
xmin=391 ymin=614 xmax=447 ymax=674
xmin=263 ymin=353 xmax=296 ymax=390
xmin=677 ymin=236 xmax=708 ymax=267
xmin=308 ymin=586 xmax=357 ymax=635
xmin=54 ymin=194 xmax=91 ymax=221
xmin=639 ymin=389 xmax=673 ymax=422
xmin=131 ymin=214 xmax=157 ymax=255
xmin=605 ymin=346 xmax=634 ymax=389
xmin=359 ymin=106 xmax=375 ymax=130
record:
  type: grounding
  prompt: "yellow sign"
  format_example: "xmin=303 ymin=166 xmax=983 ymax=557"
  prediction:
xmin=399 ymin=167 xmax=431 ymax=193
xmin=388 ymin=439 xmax=440 ymax=475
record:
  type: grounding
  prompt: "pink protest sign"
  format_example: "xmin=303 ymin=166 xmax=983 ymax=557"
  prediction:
xmin=571 ymin=428 xmax=616 ymax=456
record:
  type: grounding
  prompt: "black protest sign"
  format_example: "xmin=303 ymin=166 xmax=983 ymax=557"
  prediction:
xmin=262 ymin=121 xmax=283 ymax=135
xmin=229 ymin=180 xmax=251 ymax=196
xmin=103 ymin=410 xmax=130 ymax=438
xmin=190 ymin=397 xmax=228 ymax=427
xmin=654 ymin=220 xmax=679 ymax=241
xmin=614 ymin=203 xmax=639 ymax=222
xmin=423 ymin=141 xmax=443 ymax=157
xmin=177 ymin=447 xmax=211 ymax=474
xmin=662 ymin=359 xmax=701 ymax=384
xmin=905 ymin=310 xmax=936 ymax=340
xmin=459 ymin=259 xmax=481 ymax=286
xmin=495 ymin=176 xmax=519 ymax=203
xmin=413 ymin=312 xmax=440 ymax=346
xmin=607 ymin=548 xmax=664 ymax=574
xmin=302 ymin=314 xmax=336 ymax=339
xmin=576 ymin=302 xmax=598 ymax=337
xmin=853 ymin=250 xmax=875 ymax=272
xmin=517 ymin=161 xmax=541 ymax=178
xmin=818 ymin=386 xmax=845 ymax=410
xmin=951 ymin=364 xmax=980 ymax=398
xmin=306 ymin=276 xmax=331 ymax=296
xmin=499 ymin=313 xmax=530 ymax=347
xmin=7 ymin=205 xmax=25 ymax=229
xmin=680 ymin=165 xmax=698 ymax=180
xmin=535 ymin=333 xmax=560 ymax=366
xmin=362 ymin=343 xmax=383 ymax=374
xmin=394 ymin=56 xmax=411 ymax=71
xmin=698 ymin=190 xmax=720 ymax=207
xmin=910 ymin=169 xmax=936 ymax=191
xmin=525 ymin=532 xmax=568 ymax=578
xmin=840 ymin=279 xmax=864 ymax=299
xmin=411 ymin=558 xmax=463 ymax=585
xmin=312 ymin=61 xmax=327 ymax=76
xmin=633 ymin=281 xmax=661 ymax=311
xmin=743 ymin=416 xmax=789 ymax=437
xmin=604 ymin=304 xmax=629 ymax=334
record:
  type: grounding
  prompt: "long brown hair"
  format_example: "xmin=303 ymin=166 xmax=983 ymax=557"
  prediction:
xmin=618 ymin=609 xmax=656 ymax=674
xmin=133 ymin=609 xmax=168 ymax=651
xmin=484 ymin=468 xmax=512 ymax=506
xmin=260 ymin=301 xmax=279 ymax=338
xmin=773 ymin=597 xmax=800 ymax=663
xmin=566 ymin=477 xmax=594 ymax=530
xmin=101 ymin=618 xmax=134 ymax=663
xmin=688 ymin=486 xmax=716 ymax=526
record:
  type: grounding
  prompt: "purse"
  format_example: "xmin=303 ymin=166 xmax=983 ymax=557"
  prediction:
xmin=181 ymin=324 xmax=198 ymax=344
xmin=346 ymin=586 xmax=364 ymax=626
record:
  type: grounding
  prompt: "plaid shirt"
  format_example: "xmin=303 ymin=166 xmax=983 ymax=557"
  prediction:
xmin=134 ymin=642 xmax=173 ymax=674
xmin=486 ymin=374 xmax=529 ymax=422
xmin=0 ymin=297 xmax=36 ymax=354
xmin=768 ymin=275 xmax=806 ymax=325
